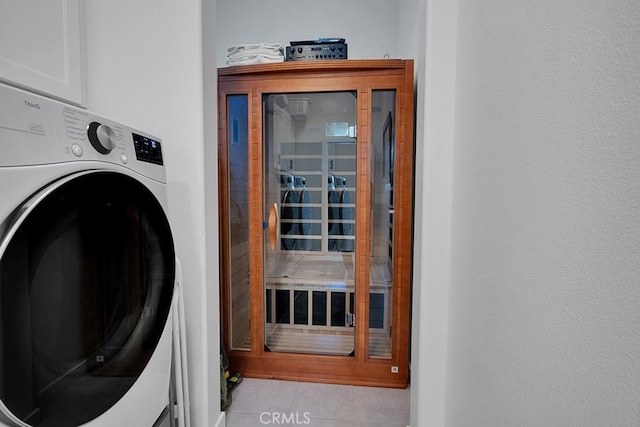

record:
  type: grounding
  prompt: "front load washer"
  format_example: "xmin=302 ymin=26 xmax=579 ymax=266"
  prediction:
xmin=0 ymin=83 xmax=176 ymax=427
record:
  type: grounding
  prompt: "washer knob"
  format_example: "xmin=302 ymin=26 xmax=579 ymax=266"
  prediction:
xmin=87 ymin=121 xmax=117 ymax=154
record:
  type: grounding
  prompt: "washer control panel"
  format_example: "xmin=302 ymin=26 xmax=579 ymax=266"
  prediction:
xmin=0 ymin=82 xmax=166 ymax=182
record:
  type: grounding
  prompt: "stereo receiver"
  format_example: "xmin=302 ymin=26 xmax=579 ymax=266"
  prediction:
xmin=286 ymin=38 xmax=347 ymax=61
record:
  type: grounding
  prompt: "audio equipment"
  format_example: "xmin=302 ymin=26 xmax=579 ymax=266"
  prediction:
xmin=286 ymin=38 xmax=347 ymax=61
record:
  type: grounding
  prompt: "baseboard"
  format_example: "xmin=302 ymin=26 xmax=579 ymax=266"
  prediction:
xmin=213 ymin=411 xmax=226 ymax=427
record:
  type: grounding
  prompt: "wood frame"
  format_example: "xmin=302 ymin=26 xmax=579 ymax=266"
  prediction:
xmin=218 ymin=60 xmax=414 ymax=388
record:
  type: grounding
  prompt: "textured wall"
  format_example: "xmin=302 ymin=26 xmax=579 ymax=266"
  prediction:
xmin=447 ymin=1 xmax=640 ymax=426
xmin=216 ymin=0 xmax=404 ymax=67
xmin=411 ymin=0 xmax=457 ymax=425
xmin=84 ymin=2 xmax=221 ymax=426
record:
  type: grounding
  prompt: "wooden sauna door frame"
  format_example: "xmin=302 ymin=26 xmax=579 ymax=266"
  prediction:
xmin=217 ymin=60 xmax=414 ymax=388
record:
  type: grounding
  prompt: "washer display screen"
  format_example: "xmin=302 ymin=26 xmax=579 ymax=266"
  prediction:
xmin=133 ymin=133 xmax=164 ymax=165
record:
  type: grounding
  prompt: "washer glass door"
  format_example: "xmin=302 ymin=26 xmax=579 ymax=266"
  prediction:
xmin=0 ymin=171 xmax=175 ymax=427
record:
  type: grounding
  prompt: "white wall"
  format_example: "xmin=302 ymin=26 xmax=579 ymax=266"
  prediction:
xmin=411 ymin=0 xmax=457 ymax=425
xmin=445 ymin=1 xmax=640 ymax=426
xmin=216 ymin=0 xmax=409 ymax=66
xmin=395 ymin=0 xmax=420 ymax=61
xmin=84 ymin=2 xmax=222 ymax=426
xmin=203 ymin=0 xmax=222 ymax=424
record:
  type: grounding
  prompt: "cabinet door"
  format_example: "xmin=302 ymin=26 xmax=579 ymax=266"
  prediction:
xmin=0 ymin=0 xmax=83 ymax=105
xmin=263 ymin=91 xmax=358 ymax=356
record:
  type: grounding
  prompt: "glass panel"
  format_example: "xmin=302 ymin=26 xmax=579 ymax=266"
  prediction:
xmin=263 ymin=92 xmax=356 ymax=355
xmin=275 ymin=290 xmax=290 ymax=324
xmin=312 ymin=291 xmax=327 ymax=326
xmin=266 ymin=289 xmax=272 ymax=323
xmin=330 ymin=292 xmax=347 ymax=327
xmin=293 ymin=290 xmax=309 ymax=325
xmin=369 ymin=90 xmax=396 ymax=359
xmin=0 ymin=172 xmax=175 ymax=426
xmin=227 ymin=95 xmax=251 ymax=351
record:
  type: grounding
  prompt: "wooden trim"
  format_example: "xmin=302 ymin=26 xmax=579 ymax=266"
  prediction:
xmin=230 ymin=352 xmax=407 ymax=388
xmin=218 ymin=59 xmax=409 ymax=77
xmin=356 ymin=86 xmax=371 ymax=364
xmin=217 ymin=88 xmax=231 ymax=354
xmin=249 ymin=90 xmax=265 ymax=356
xmin=397 ymin=60 xmax=415 ymax=376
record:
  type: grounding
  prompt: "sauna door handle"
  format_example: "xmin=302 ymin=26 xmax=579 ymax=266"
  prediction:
xmin=268 ymin=202 xmax=279 ymax=250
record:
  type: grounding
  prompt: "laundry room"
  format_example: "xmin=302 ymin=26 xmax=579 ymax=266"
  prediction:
xmin=4 ymin=1 xmax=640 ymax=427
xmin=0 ymin=1 xmax=422 ymax=426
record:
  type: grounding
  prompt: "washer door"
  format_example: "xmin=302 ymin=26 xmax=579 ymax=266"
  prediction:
xmin=0 ymin=171 xmax=175 ymax=427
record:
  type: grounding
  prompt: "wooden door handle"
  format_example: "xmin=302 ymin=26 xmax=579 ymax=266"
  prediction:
xmin=268 ymin=202 xmax=279 ymax=250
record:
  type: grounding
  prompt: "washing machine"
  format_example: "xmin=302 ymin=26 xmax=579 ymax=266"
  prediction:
xmin=0 ymin=83 xmax=176 ymax=426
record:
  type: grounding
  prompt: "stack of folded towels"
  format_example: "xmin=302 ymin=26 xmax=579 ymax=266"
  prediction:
xmin=226 ymin=43 xmax=284 ymax=66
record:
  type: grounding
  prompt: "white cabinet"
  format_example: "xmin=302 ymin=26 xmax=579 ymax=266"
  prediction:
xmin=0 ymin=0 xmax=83 ymax=105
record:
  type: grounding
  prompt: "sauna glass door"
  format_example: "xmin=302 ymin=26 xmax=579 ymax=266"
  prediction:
xmin=263 ymin=92 xmax=357 ymax=356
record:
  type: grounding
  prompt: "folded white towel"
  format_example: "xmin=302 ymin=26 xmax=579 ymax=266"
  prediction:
xmin=229 ymin=48 xmax=283 ymax=59
xmin=227 ymin=43 xmax=283 ymax=57
xmin=226 ymin=43 xmax=284 ymax=66
xmin=226 ymin=54 xmax=284 ymax=66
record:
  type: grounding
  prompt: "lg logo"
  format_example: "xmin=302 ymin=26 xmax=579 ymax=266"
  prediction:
xmin=260 ymin=412 xmax=311 ymax=425
xmin=24 ymin=100 xmax=40 ymax=109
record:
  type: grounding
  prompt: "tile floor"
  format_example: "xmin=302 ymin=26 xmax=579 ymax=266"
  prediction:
xmin=225 ymin=378 xmax=410 ymax=427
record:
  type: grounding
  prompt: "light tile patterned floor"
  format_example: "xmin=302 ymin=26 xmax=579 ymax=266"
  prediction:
xmin=225 ymin=378 xmax=410 ymax=427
